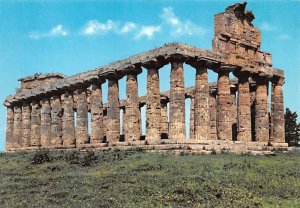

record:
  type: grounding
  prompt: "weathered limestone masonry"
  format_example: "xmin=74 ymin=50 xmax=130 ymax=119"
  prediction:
xmin=4 ymin=2 xmax=289 ymax=153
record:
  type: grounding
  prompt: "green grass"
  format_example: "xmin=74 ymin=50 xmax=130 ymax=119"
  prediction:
xmin=0 ymin=150 xmax=299 ymax=208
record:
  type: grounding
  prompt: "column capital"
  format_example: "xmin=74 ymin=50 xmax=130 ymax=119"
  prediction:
xmin=169 ymin=54 xmax=185 ymax=63
xmin=170 ymin=60 xmax=184 ymax=69
xmin=188 ymin=60 xmax=207 ymax=69
xmin=272 ymin=76 xmax=285 ymax=86
xmin=105 ymin=71 xmax=124 ymax=80
xmin=22 ymin=101 xmax=31 ymax=107
xmin=214 ymin=63 xmax=239 ymax=73
xmin=123 ymin=65 xmax=143 ymax=76
xmin=74 ymin=87 xmax=87 ymax=95
xmin=233 ymin=69 xmax=251 ymax=78
xmin=142 ymin=60 xmax=165 ymax=70
xmin=90 ymin=77 xmax=106 ymax=86
xmin=31 ymin=99 xmax=40 ymax=106
xmin=62 ymin=90 xmax=74 ymax=97
xmin=252 ymin=74 xmax=272 ymax=83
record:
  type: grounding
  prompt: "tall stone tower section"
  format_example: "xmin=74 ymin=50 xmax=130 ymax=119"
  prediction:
xmin=212 ymin=2 xmax=271 ymax=69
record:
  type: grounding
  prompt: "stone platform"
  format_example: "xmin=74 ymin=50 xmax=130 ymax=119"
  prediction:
xmin=7 ymin=140 xmax=291 ymax=155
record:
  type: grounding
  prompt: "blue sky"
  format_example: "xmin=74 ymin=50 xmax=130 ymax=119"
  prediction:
xmin=0 ymin=0 xmax=299 ymax=151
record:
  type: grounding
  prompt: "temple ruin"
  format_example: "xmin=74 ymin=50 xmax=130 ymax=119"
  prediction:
xmin=4 ymin=2 xmax=288 ymax=153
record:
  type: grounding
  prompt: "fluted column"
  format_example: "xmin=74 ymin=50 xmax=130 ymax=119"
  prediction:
xmin=272 ymin=76 xmax=285 ymax=143
xmin=254 ymin=76 xmax=269 ymax=142
xmin=6 ymin=106 xmax=14 ymax=150
xmin=160 ymin=98 xmax=169 ymax=139
xmin=13 ymin=105 xmax=22 ymax=148
xmin=106 ymin=78 xmax=120 ymax=143
xmin=30 ymin=101 xmax=41 ymax=147
xmin=209 ymin=90 xmax=217 ymax=140
xmin=216 ymin=66 xmax=233 ymax=141
xmin=169 ymin=58 xmax=186 ymax=141
xmin=76 ymin=88 xmax=89 ymax=146
xmin=146 ymin=66 xmax=161 ymax=141
xmin=189 ymin=97 xmax=195 ymax=140
xmin=41 ymin=99 xmax=51 ymax=147
xmin=236 ymin=72 xmax=251 ymax=142
xmin=51 ymin=95 xmax=63 ymax=146
xmin=194 ymin=64 xmax=210 ymax=140
xmin=62 ymin=92 xmax=75 ymax=146
xmin=90 ymin=82 xmax=104 ymax=144
xmin=22 ymin=103 xmax=31 ymax=147
xmin=125 ymin=72 xmax=141 ymax=141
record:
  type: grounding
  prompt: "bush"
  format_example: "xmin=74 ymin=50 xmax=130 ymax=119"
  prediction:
xmin=81 ymin=151 xmax=97 ymax=167
xmin=31 ymin=150 xmax=52 ymax=165
xmin=65 ymin=151 xmax=80 ymax=164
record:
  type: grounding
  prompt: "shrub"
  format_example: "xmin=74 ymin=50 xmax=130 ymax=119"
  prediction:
xmin=65 ymin=151 xmax=80 ymax=164
xmin=31 ymin=150 xmax=52 ymax=165
xmin=81 ymin=151 xmax=97 ymax=167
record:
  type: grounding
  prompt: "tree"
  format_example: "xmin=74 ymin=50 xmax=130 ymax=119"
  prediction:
xmin=285 ymin=108 xmax=300 ymax=146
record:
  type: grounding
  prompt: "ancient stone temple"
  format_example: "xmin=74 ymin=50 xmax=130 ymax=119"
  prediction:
xmin=3 ymin=2 xmax=288 ymax=153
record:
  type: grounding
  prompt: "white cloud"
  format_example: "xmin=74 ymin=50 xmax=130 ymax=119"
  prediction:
xmin=260 ymin=22 xmax=276 ymax=31
xmin=50 ymin=25 xmax=68 ymax=36
xmin=29 ymin=7 xmax=208 ymax=41
xmin=81 ymin=20 xmax=116 ymax=36
xmin=161 ymin=7 xmax=180 ymax=26
xmin=29 ymin=24 xmax=68 ymax=39
xmin=135 ymin=25 xmax=161 ymax=39
xmin=120 ymin=22 xmax=137 ymax=33
xmin=277 ymin=34 xmax=290 ymax=40
xmin=161 ymin=7 xmax=207 ymax=37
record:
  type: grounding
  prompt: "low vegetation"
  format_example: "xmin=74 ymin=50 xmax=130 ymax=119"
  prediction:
xmin=0 ymin=149 xmax=299 ymax=207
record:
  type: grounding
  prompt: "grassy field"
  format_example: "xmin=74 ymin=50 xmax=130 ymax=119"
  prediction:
xmin=0 ymin=149 xmax=299 ymax=208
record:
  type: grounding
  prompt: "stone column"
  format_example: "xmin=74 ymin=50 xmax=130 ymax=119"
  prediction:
xmin=160 ymin=98 xmax=169 ymax=139
xmin=13 ymin=105 xmax=22 ymax=148
xmin=189 ymin=97 xmax=195 ymax=140
xmin=76 ymin=88 xmax=89 ymax=146
xmin=145 ymin=66 xmax=161 ymax=141
xmin=90 ymin=82 xmax=104 ymax=144
xmin=169 ymin=58 xmax=186 ymax=141
xmin=106 ymin=78 xmax=120 ymax=143
xmin=194 ymin=64 xmax=210 ymax=140
xmin=30 ymin=101 xmax=41 ymax=147
xmin=209 ymin=90 xmax=218 ymax=140
xmin=6 ymin=106 xmax=14 ymax=150
xmin=216 ymin=66 xmax=233 ymax=141
xmin=236 ymin=73 xmax=252 ymax=142
xmin=125 ymin=71 xmax=141 ymax=142
xmin=254 ymin=76 xmax=269 ymax=142
xmin=62 ymin=92 xmax=75 ymax=146
xmin=51 ymin=95 xmax=63 ymax=146
xmin=41 ymin=99 xmax=51 ymax=147
xmin=20 ymin=103 xmax=30 ymax=148
xmin=272 ymin=76 xmax=285 ymax=143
